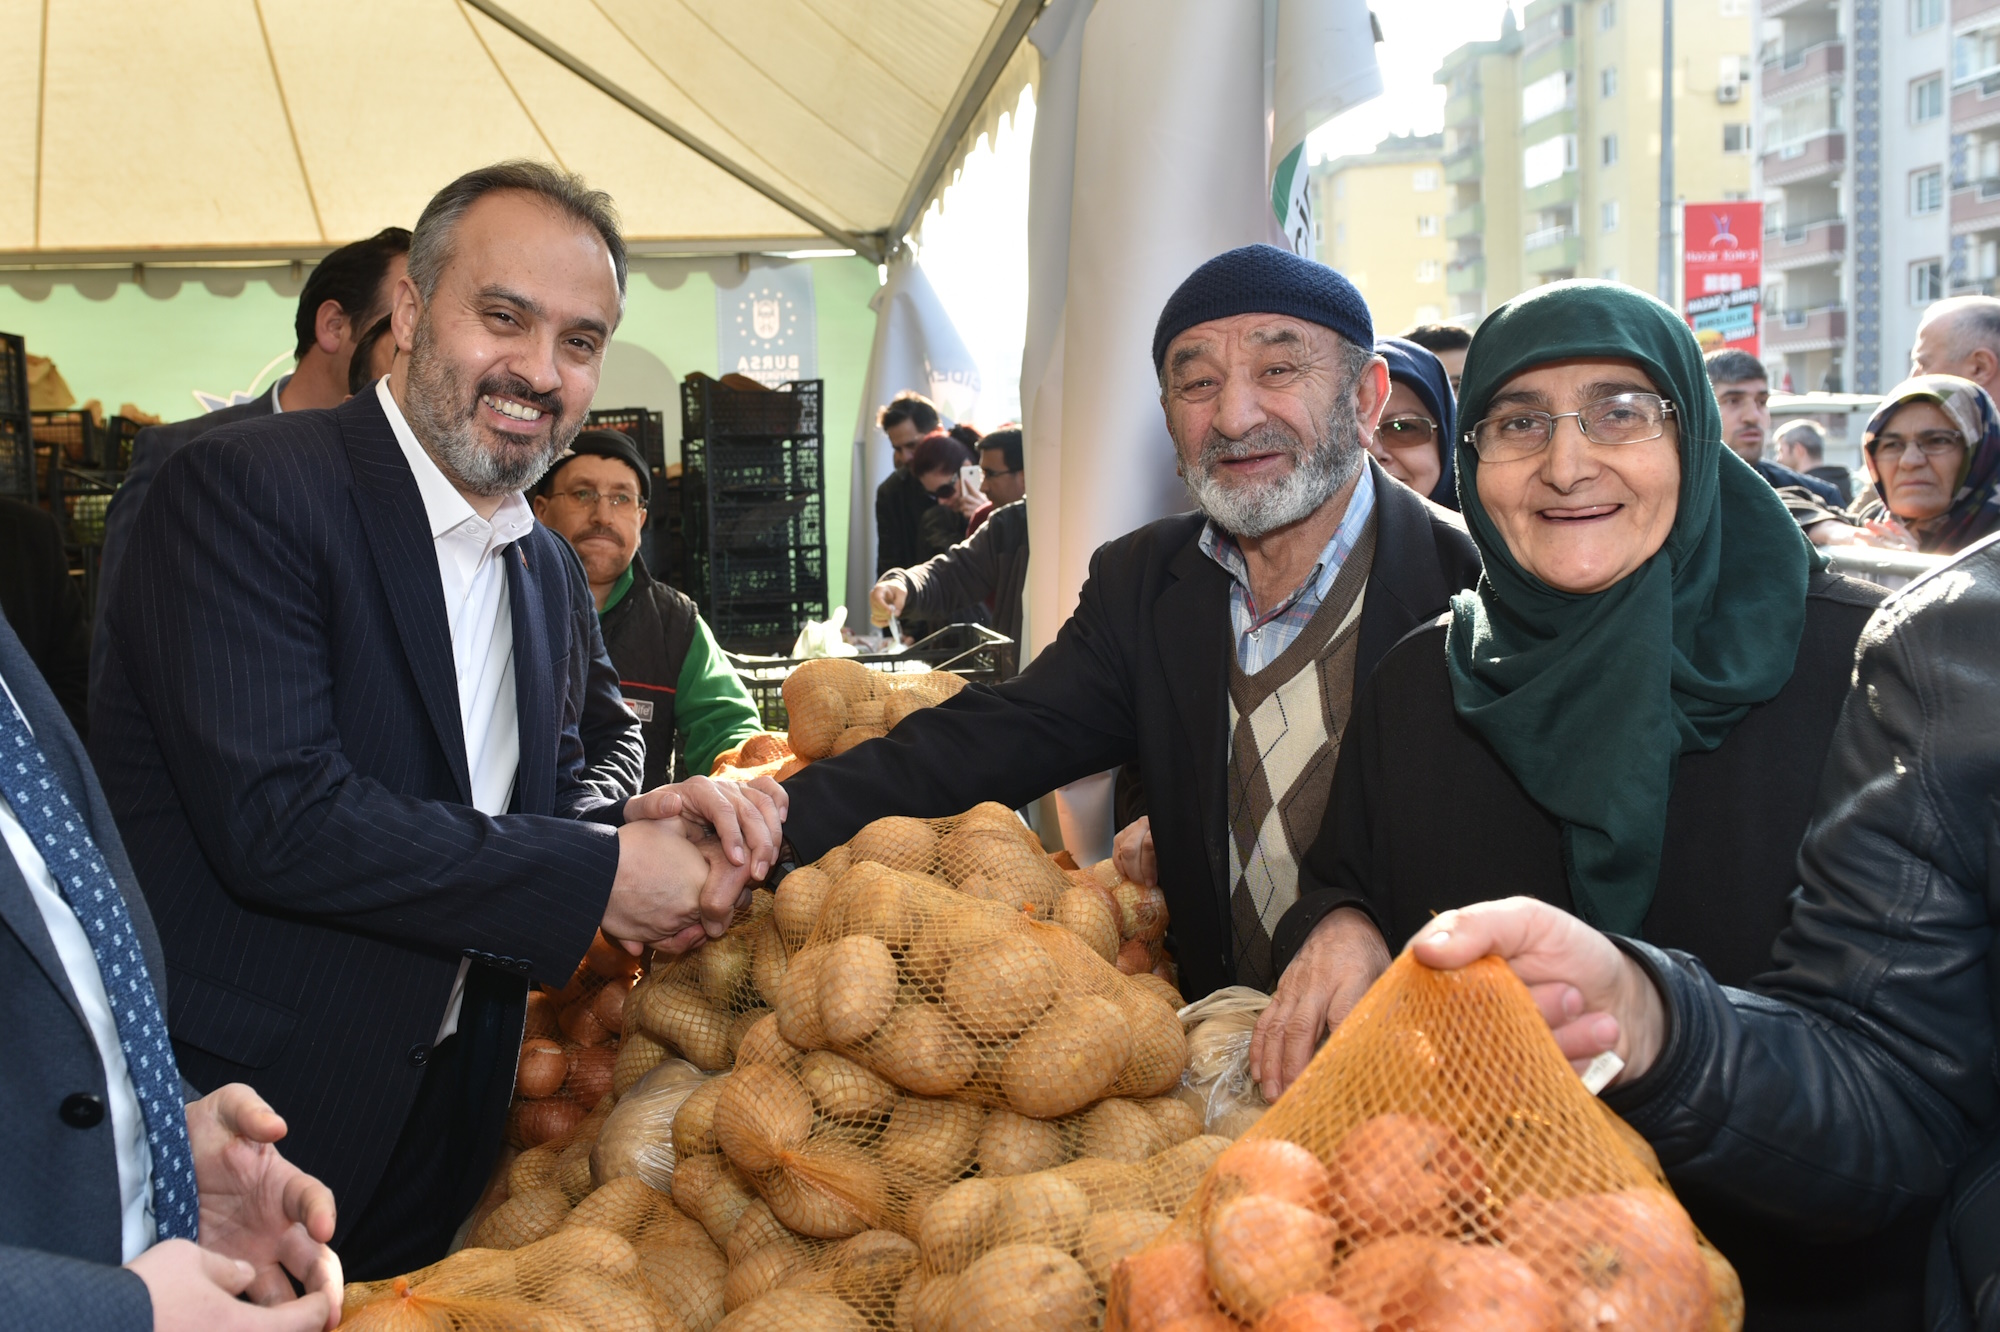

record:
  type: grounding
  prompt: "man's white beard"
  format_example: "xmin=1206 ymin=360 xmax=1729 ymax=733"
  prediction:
xmin=1182 ymin=407 xmax=1364 ymax=539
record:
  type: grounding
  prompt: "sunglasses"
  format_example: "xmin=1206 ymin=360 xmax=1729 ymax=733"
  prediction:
xmin=929 ymin=482 xmax=957 ymax=500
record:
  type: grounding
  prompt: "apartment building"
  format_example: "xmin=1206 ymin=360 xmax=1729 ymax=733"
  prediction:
xmin=1315 ymin=133 xmax=1452 ymax=335
xmin=1754 ymin=0 xmax=1987 ymax=393
xmin=1438 ymin=0 xmax=1754 ymax=323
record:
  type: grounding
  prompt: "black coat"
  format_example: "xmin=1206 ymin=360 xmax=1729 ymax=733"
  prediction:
xmin=1294 ymin=569 xmax=1927 ymax=1331
xmin=783 ymin=461 xmax=1481 ymax=1000
xmin=0 ymin=496 xmax=88 ymax=734
xmin=597 ymin=555 xmax=699 ymax=789
xmin=89 ymin=390 xmax=642 ymax=1240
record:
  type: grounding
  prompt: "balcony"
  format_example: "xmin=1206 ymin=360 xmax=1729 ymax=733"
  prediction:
xmin=1951 ymin=180 xmax=2000 ymax=233
xmin=1759 ymin=132 xmax=1845 ymax=187
xmin=1521 ymin=38 xmax=1576 ymax=83
xmin=1760 ymin=0 xmax=1824 ymax=15
xmin=1764 ymin=305 xmax=1847 ymax=353
xmin=1444 ymin=89 xmax=1481 ymax=126
xmin=1952 ymin=81 xmax=2000 ymax=132
xmin=1447 ymin=204 xmax=1485 ymax=240
xmin=1525 ymin=227 xmax=1583 ymax=273
xmin=1445 ymin=147 xmax=1484 ymax=184
xmin=1524 ymin=172 xmax=1581 ymax=211
xmin=1763 ymin=217 xmax=1845 ymax=269
xmin=1446 ymin=257 xmax=1487 ymax=296
xmin=1761 ymin=41 xmax=1843 ymax=100
xmin=1955 ymin=0 xmax=2000 ymax=25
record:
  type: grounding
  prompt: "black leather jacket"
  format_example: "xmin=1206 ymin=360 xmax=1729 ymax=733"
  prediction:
xmin=1603 ymin=534 xmax=2000 ymax=1329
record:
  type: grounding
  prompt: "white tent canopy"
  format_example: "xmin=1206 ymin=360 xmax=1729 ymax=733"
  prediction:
xmin=0 ymin=0 xmax=1040 ymax=264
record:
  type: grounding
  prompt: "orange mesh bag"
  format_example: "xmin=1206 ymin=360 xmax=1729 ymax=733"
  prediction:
xmin=508 ymin=931 xmax=647 ymax=1151
xmin=781 ymin=658 xmax=970 ymax=760
xmin=712 ymin=732 xmax=810 ymax=783
xmin=1104 ymin=953 xmax=1744 ymax=1332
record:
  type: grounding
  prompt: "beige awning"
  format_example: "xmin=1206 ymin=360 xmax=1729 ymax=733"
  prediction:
xmin=0 ymin=0 xmax=1040 ymax=265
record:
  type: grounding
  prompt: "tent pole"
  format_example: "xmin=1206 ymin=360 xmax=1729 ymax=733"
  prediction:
xmin=462 ymin=0 xmax=886 ymax=262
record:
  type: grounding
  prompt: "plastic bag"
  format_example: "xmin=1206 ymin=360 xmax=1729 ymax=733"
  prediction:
xmin=1106 ymin=953 xmax=1744 ymax=1332
xmin=788 ymin=606 xmax=861 ymax=660
xmin=590 ymin=1058 xmax=710 ymax=1194
xmin=1177 ymin=985 xmax=1273 ymax=1140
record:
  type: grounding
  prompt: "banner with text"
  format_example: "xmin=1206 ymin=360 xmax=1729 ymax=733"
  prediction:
xmin=716 ymin=261 xmax=818 ymax=388
xmin=1682 ymin=202 xmax=1763 ymax=358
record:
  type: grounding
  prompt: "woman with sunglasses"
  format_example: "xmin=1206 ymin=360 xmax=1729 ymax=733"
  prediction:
xmin=1255 ymin=282 xmax=1919 ymax=1327
xmin=1368 ymin=336 xmax=1459 ymax=508
xmin=1850 ymin=374 xmax=2000 ymax=555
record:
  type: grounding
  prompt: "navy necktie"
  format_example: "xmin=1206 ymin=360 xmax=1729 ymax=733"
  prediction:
xmin=0 ymin=694 xmax=199 ymax=1242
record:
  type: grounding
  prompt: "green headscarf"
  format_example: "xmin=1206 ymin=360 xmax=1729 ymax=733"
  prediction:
xmin=1447 ymin=281 xmax=1823 ymax=934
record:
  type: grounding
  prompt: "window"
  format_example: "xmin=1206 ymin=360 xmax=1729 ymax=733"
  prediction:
xmin=1524 ymin=134 xmax=1578 ymax=187
xmin=1912 ymin=75 xmax=1943 ymax=124
xmin=1413 ymin=168 xmax=1440 ymax=191
xmin=1522 ymin=70 xmax=1576 ymax=124
xmin=1910 ymin=259 xmax=1944 ymax=303
xmin=1911 ymin=0 xmax=1943 ymax=31
xmin=1334 ymin=177 xmax=1346 ymax=199
xmin=1600 ymin=0 xmax=1616 ymax=29
xmin=1601 ymin=134 xmax=1619 ymax=165
xmin=1723 ymin=123 xmax=1752 ymax=153
xmin=1913 ymin=167 xmax=1945 ymax=214
xmin=1417 ymin=260 xmax=1442 ymax=283
xmin=1602 ymin=200 xmax=1620 ymax=231
xmin=1601 ymin=66 xmax=1618 ymax=98
xmin=1417 ymin=214 xmax=1441 ymax=236
xmin=1719 ymin=0 xmax=1746 ymax=14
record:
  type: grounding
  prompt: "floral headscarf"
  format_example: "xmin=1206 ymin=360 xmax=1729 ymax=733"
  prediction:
xmin=1864 ymin=374 xmax=2000 ymax=555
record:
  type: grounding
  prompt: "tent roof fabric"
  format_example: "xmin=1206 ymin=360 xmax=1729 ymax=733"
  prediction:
xmin=1 ymin=0 xmax=1039 ymax=264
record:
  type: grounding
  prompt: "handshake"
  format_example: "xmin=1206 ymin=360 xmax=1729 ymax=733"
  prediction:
xmin=601 ymin=776 xmax=791 ymax=958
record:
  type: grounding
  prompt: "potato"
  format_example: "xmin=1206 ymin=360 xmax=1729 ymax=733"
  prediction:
xmin=731 ymin=1011 xmax=787 ymax=1067
xmin=1205 ymin=1194 xmax=1339 ymax=1322
xmin=818 ymin=935 xmax=899 ymax=1048
xmin=633 ymin=981 xmax=735 ymax=1071
xmin=673 ymin=1153 xmax=757 ymax=1247
xmin=750 ymin=918 xmax=789 ymax=1007
xmin=411 ymin=1247 xmax=519 ymax=1300
xmin=879 ymin=1096 xmax=988 ymax=1179
xmin=611 ymin=1028 xmax=671 ymax=1097
xmin=774 ymin=946 xmax=827 ymax=1049
xmin=1002 ymin=995 xmax=1134 ymax=1117
xmin=674 ymin=1076 xmax=727 ymax=1157
xmin=948 ymin=1243 xmax=1096 ymax=1332
xmin=1053 ymin=1159 xmax=1151 ymax=1215
xmin=1327 ymin=1114 xmax=1487 ymax=1239
xmin=711 ymin=1288 xmax=867 ymax=1332
xmin=976 ymin=1109 xmax=1068 ymax=1177
xmin=565 ymin=1177 xmax=664 ymax=1241
xmin=1144 ymin=1135 xmax=1232 ymax=1213
xmin=869 ymin=1002 xmax=980 ymax=1096
xmin=469 ymin=1184 xmax=570 ymax=1250
xmin=835 ymin=862 xmax=923 ymax=947
xmin=1128 ymin=972 xmax=1183 ymax=1011
xmin=786 ymin=683 xmax=851 ymax=759
xmin=1108 ymin=990 xmax=1188 ymax=1100
xmin=698 ymin=931 xmax=755 ymax=1009
xmin=1144 ymin=1095 xmax=1204 ymax=1147
xmin=831 ymin=725 xmax=885 ymax=755
xmin=1053 ymin=886 xmax=1120 ymax=963
xmin=918 ymin=1178 xmax=1002 ymax=1274
xmin=725 ymin=1239 xmax=811 ymax=1312
xmin=798 ymin=1050 xmax=897 ymax=1120
xmin=509 ymin=1142 xmax=562 ymax=1194
xmin=944 ymin=933 xmax=1062 ymax=1041
xmin=637 ymin=1238 xmax=727 ymax=1332
xmin=714 ymin=1064 xmax=813 ymax=1174
xmin=775 ymin=866 xmax=832 ymax=951
xmin=849 ymin=815 xmax=939 ymax=873
xmin=541 ymin=1270 xmax=663 ymax=1332
xmin=1077 ymin=1210 xmax=1172 ymax=1290
xmin=762 ymin=1145 xmax=883 ymax=1239
xmin=899 ymin=1271 xmax=960 ymax=1332
xmin=1075 ymin=1098 xmax=1168 ymax=1163
xmin=992 ymin=1173 xmax=1089 ymax=1253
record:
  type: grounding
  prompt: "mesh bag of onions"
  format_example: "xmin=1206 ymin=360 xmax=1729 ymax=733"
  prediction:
xmin=1104 ymin=952 xmax=1745 ymax=1332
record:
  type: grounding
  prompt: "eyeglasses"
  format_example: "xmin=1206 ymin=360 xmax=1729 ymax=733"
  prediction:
xmin=553 ymin=488 xmax=644 ymax=510
xmin=980 ymin=466 xmax=1020 ymax=479
xmin=1376 ymin=416 xmax=1438 ymax=449
xmin=1467 ymin=393 xmax=1677 ymax=462
xmin=928 ymin=483 xmax=957 ymax=500
xmin=1867 ymin=430 xmax=1965 ymax=463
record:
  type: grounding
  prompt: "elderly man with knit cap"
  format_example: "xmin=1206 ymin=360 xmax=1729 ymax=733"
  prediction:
xmin=777 ymin=245 xmax=1480 ymax=1007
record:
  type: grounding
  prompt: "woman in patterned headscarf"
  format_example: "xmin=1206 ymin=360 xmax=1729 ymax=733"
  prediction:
xmin=1855 ymin=374 xmax=2000 ymax=555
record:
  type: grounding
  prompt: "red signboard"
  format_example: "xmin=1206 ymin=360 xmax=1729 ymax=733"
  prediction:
xmin=1682 ymin=202 xmax=1763 ymax=358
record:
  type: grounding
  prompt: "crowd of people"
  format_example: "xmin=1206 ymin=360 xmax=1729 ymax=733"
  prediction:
xmin=5 ymin=153 xmax=2000 ymax=1332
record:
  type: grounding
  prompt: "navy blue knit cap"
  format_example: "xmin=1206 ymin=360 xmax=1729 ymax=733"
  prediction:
xmin=1376 ymin=336 xmax=1460 ymax=510
xmin=1152 ymin=244 xmax=1374 ymax=372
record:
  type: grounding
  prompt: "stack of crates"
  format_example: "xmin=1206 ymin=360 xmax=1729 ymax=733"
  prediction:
xmin=581 ymin=406 xmax=678 ymax=586
xmin=678 ymin=378 xmax=826 ymax=654
xmin=0 ymin=334 xmax=27 ymax=501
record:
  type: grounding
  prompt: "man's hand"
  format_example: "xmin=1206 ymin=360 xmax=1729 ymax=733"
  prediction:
xmin=1112 ymin=817 xmax=1157 ymax=888
xmin=869 ymin=581 xmax=908 ymax=626
xmin=625 ymin=775 xmax=786 ymax=882
xmin=1250 ymin=907 xmax=1390 ymax=1102
xmin=129 ymin=1240 xmax=335 ymax=1332
xmin=605 ymin=816 xmax=748 ymax=954
xmin=188 ymin=1086 xmax=340 ymax=1325
xmin=1410 ymin=897 xmax=1666 ymax=1085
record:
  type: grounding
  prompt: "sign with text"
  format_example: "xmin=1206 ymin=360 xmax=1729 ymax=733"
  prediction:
xmin=716 ymin=261 xmax=818 ymax=388
xmin=1682 ymin=203 xmax=1763 ymax=357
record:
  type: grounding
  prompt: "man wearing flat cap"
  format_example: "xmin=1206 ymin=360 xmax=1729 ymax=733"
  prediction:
xmin=533 ymin=430 xmax=763 ymax=785
xmin=778 ymin=245 xmax=1479 ymax=1013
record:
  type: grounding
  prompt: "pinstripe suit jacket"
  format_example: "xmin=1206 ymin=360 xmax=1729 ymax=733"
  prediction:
xmin=88 ymin=388 xmax=640 ymax=1234
xmin=0 ymin=610 xmax=155 ymax=1331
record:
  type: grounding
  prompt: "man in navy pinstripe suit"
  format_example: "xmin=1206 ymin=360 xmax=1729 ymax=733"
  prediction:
xmin=89 ymin=162 xmax=787 ymax=1279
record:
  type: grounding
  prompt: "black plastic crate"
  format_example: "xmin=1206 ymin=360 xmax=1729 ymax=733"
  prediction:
xmin=708 ymin=546 xmax=827 ymax=602
xmin=683 ymin=436 xmax=823 ymax=496
xmin=707 ymin=597 xmax=828 ymax=655
xmin=0 ymin=333 xmax=26 ymax=425
xmin=706 ymin=492 xmax=823 ymax=553
xmin=680 ymin=379 xmax=820 ymax=440
xmin=55 ymin=466 xmax=120 ymax=545
xmin=585 ymin=406 xmax=666 ymax=472
xmin=32 ymin=410 xmax=100 ymax=467
xmin=0 ymin=418 xmax=28 ymax=500
xmin=102 ymin=416 xmax=146 ymax=471
xmin=725 ymin=623 xmax=1018 ymax=731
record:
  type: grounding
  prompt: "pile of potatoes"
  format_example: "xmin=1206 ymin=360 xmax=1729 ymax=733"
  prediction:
xmin=509 ymin=932 xmax=650 ymax=1149
xmin=1106 ymin=1123 xmax=1720 ymax=1332
xmin=781 ymin=657 xmax=968 ymax=759
xmin=710 ymin=732 xmax=809 ymax=782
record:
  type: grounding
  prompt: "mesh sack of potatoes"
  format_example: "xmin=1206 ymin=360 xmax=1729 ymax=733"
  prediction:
xmin=1104 ymin=953 xmax=1744 ymax=1332
xmin=712 ymin=732 xmax=809 ymax=783
xmin=342 ymin=1175 xmax=726 ymax=1331
xmin=509 ymin=931 xmax=650 ymax=1150
xmin=771 ymin=831 xmax=1188 ymax=1118
xmin=622 ymin=888 xmax=788 ymax=1075
xmin=781 ymin=657 xmax=970 ymax=760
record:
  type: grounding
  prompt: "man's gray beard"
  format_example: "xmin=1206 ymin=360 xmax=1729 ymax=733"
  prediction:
xmin=1180 ymin=405 xmax=1365 ymax=539
xmin=403 ymin=319 xmax=578 ymax=497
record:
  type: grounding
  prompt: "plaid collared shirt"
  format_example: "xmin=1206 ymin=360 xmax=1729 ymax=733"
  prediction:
xmin=1198 ymin=464 xmax=1377 ymax=674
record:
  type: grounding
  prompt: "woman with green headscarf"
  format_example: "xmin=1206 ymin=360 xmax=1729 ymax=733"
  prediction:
xmin=1254 ymin=282 xmax=1919 ymax=1327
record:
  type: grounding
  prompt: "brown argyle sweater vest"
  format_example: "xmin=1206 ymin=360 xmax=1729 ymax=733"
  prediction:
xmin=1225 ymin=519 xmax=1377 ymax=991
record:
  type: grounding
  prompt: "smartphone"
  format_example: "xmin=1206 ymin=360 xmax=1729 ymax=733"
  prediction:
xmin=959 ymin=463 xmax=985 ymax=498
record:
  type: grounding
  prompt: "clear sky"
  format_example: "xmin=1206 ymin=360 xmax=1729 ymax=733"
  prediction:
xmin=1307 ymin=1 xmax=1521 ymax=164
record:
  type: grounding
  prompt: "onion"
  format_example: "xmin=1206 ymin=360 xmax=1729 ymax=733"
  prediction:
xmin=565 ymin=1045 xmax=616 ymax=1111
xmin=516 ymin=1038 xmax=570 ymax=1099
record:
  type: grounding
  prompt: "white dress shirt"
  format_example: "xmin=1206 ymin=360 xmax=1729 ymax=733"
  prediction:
xmin=0 ymin=676 xmax=155 ymax=1260
xmin=375 ymin=379 xmax=536 ymax=1042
